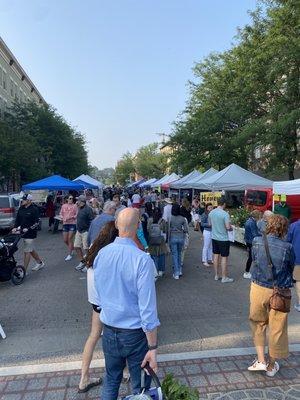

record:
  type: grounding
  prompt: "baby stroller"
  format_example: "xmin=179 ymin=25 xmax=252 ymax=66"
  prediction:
xmin=0 ymin=233 xmax=26 ymax=285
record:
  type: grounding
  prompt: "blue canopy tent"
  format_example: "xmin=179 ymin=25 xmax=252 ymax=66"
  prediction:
xmin=127 ymin=178 xmax=146 ymax=188
xmin=73 ymin=179 xmax=98 ymax=190
xmin=22 ymin=175 xmax=85 ymax=191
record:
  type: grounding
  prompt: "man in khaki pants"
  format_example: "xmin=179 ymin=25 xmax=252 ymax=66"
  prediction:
xmin=288 ymin=219 xmax=300 ymax=312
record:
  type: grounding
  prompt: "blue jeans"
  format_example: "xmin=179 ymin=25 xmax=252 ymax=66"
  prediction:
xmin=170 ymin=236 xmax=184 ymax=277
xmin=151 ymin=254 xmax=166 ymax=272
xmin=101 ymin=325 xmax=151 ymax=400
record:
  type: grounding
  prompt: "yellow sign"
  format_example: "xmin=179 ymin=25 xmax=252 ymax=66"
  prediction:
xmin=200 ymin=192 xmax=222 ymax=206
xmin=273 ymin=194 xmax=287 ymax=202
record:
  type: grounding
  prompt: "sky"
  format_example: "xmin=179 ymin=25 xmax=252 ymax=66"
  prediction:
xmin=1 ymin=0 xmax=258 ymax=169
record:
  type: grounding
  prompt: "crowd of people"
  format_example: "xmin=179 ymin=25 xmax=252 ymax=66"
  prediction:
xmin=11 ymin=187 xmax=300 ymax=398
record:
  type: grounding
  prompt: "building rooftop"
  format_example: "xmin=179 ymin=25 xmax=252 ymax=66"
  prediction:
xmin=0 ymin=36 xmax=46 ymax=105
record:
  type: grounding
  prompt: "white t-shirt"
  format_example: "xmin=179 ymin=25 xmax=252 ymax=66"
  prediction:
xmin=162 ymin=204 xmax=172 ymax=222
xmin=132 ymin=194 xmax=141 ymax=204
xmin=87 ymin=267 xmax=100 ymax=306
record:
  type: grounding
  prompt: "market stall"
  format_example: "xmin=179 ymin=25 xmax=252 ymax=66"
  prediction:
xmin=192 ymin=163 xmax=273 ymax=191
xmin=189 ymin=168 xmax=218 ymax=189
xmin=170 ymin=170 xmax=203 ymax=189
xmin=139 ymin=178 xmax=158 ymax=188
xmin=160 ymin=173 xmax=180 ymax=191
xmin=22 ymin=175 xmax=85 ymax=191
xmin=74 ymin=174 xmax=104 ymax=189
xmin=273 ymin=179 xmax=300 ymax=221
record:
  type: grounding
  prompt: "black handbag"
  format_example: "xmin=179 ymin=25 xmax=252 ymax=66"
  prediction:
xmin=262 ymin=233 xmax=291 ymax=313
xmin=122 ymin=363 xmax=163 ymax=400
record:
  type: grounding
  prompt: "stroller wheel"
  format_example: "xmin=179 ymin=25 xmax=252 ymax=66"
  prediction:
xmin=11 ymin=265 xmax=26 ymax=285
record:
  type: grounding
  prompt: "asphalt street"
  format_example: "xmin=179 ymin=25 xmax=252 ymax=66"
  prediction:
xmin=1 ymin=219 xmax=299 ymax=366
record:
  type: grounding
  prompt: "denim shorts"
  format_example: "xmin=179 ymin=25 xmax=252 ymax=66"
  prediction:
xmin=63 ymin=224 xmax=76 ymax=232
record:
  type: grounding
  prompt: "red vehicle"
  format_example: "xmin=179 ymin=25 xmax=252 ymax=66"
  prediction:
xmin=245 ymin=187 xmax=300 ymax=222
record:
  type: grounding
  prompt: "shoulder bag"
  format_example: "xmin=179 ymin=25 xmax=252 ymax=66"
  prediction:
xmin=262 ymin=233 xmax=291 ymax=313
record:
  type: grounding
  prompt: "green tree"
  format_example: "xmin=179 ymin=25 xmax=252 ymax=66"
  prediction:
xmin=114 ymin=152 xmax=135 ymax=185
xmin=134 ymin=143 xmax=167 ymax=178
xmin=1 ymin=101 xmax=89 ymax=189
xmin=168 ymin=0 xmax=299 ymax=179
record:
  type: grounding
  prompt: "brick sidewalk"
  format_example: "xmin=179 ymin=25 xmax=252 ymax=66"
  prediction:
xmin=1 ymin=352 xmax=299 ymax=400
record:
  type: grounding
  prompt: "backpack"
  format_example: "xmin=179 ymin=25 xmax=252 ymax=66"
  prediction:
xmin=149 ymin=223 xmax=164 ymax=246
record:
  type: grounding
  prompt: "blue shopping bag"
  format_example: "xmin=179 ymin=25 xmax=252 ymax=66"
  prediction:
xmin=122 ymin=363 xmax=163 ymax=400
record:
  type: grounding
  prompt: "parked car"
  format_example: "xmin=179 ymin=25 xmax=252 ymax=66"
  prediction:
xmin=0 ymin=194 xmax=21 ymax=230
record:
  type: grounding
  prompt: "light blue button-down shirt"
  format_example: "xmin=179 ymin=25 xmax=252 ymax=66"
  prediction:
xmin=93 ymin=237 xmax=160 ymax=332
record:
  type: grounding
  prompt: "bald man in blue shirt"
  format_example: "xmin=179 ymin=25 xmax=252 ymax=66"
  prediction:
xmin=94 ymin=208 xmax=160 ymax=400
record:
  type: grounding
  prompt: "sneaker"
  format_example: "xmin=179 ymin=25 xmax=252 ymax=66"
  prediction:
xmin=173 ymin=274 xmax=179 ymax=280
xmin=32 ymin=261 xmax=45 ymax=271
xmin=294 ymin=303 xmax=300 ymax=312
xmin=75 ymin=261 xmax=85 ymax=271
xmin=65 ymin=254 xmax=72 ymax=261
xmin=81 ymin=267 xmax=87 ymax=273
xmin=266 ymin=361 xmax=279 ymax=377
xmin=243 ymin=272 xmax=252 ymax=279
xmin=221 ymin=277 xmax=234 ymax=283
xmin=158 ymin=271 xmax=164 ymax=277
xmin=179 ymin=269 xmax=183 ymax=276
xmin=248 ymin=359 xmax=267 ymax=371
xmin=214 ymin=275 xmax=220 ymax=281
xmin=203 ymin=262 xmax=210 ymax=267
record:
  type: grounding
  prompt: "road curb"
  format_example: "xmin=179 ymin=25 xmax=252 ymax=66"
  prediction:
xmin=1 ymin=344 xmax=300 ymax=377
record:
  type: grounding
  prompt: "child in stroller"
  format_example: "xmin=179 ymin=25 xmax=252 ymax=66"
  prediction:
xmin=0 ymin=232 xmax=26 ymax=285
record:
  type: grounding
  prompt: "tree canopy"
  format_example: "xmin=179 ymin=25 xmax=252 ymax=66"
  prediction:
xmin=114 ymin=143 xmax=168 ymax=185
xmin=167 ymin=0 xmax=300 ymax=179
xmin=0 ymin=101 xmax=88 ymax=190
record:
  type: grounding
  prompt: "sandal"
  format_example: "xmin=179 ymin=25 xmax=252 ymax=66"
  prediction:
xmin=78 ymin=378 xmax=102 ymax=393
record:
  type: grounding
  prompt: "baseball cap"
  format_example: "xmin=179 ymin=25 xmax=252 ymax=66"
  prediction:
xmin=76 ymin=195 xmax=86 ymax=202
xmin=22 ymin=193 xmax=33 ymax=201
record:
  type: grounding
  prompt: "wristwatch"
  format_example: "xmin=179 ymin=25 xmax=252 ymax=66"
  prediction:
xmin=148 ymin=344 xmax=158 ymax=350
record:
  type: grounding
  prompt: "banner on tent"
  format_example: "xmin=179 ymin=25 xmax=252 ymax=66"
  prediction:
xmin=200 ymin=191 xmax=222 ymax=206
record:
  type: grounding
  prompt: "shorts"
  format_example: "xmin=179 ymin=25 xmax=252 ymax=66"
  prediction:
xmin=293 ymin=265 xmax=300 ymax=281
xmin=91 ymin=303 xmax=101 ymax=313
xmin=74 ymin=231 xmax=89 ymax=250
xmin=23 ymin=239 xmax=35 ymax=253
xmin=212 ymin=239 xmax=230 ymax=257
xmin=63 ymin=224 xmax=76 ymax=232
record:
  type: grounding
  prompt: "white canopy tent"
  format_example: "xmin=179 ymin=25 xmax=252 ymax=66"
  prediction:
xmin=150 ymin=174 xmax=170 ymax=188
xmin=273 ymin=179 xmax=300 ymax=195
xmin=170 ymin=170 xmax=202 ymax=189
xmin=189 ymin=168 xmax=219 ymax=189
xmin=161 ymin=173 xmax=180 ymax=189
xmin=74 ymin=174 xmax=104 ymax=189
xmin=193 ymin=164 xmax=273 ymax=191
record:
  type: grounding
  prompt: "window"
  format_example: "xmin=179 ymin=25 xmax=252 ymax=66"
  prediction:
xmin=245 ymin=190 xmax=267 ymax=206
xmin=14 ymin=83 xmax=19 ymax=100
xmin=0 ymin=96 xmax=3 ymax=117
xmin=2 ymin=70 xmax=7 ymax=90
xmin=10 ymin=78 xmax=14 ymax=97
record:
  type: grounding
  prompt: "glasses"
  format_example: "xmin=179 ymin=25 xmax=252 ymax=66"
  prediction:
xmin=68 ymin=197 xmax=73 ymax=200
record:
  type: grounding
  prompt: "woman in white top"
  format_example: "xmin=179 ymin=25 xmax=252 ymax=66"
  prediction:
xmin=78 ymin=221 xmax=118 ymax=393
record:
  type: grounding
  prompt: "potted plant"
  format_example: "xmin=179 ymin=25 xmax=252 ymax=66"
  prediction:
xmin=162 ymin=374 xmax=199 ymax=400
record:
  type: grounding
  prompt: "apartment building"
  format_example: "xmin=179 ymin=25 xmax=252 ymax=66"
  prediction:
xmin=0 ymin=36 xmax=45 ymax=117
